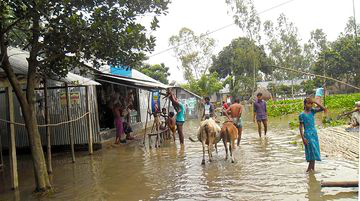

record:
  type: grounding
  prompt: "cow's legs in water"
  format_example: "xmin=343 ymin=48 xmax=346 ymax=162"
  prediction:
xmin=201 ymin=141 xmax=206 ymax=165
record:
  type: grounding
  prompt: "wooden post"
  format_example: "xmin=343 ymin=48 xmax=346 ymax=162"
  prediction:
xmin=6 ymin=86 xmax=18 ymax=189
xmin=321 ymin=181 xmax=358 ymax=187
xmin=65 ymin=84 xmax=76 ymax=163
xmin=86 ymin=86 xmax=93 ymax=155
xmin=0 ymin=127 xmax=3 ymax=170
xmin=143 ymin=91 xmax=151 ymax=145
xmin=44 ymin=79 xmax=53 ymax=173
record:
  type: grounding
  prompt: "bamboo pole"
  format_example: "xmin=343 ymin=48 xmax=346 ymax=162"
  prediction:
xmin=44 ymin=79 xmax=53 ymax=173
xmin=6 ymin=86 xmax=18 ymax=189
xmin=65 ymin=84 xmax=76 ymax=163
xmin=269 ymin=65 xmax=360 ymax=90
xmin=321 ymin=181 xmax=358 ymax=187
xmin=143 ymin=92 xmax=151 ymax=145
xmin=86 ymin=86 xmax=93 ymax=155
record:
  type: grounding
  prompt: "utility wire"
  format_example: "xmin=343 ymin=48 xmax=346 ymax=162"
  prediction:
xmin=149 ymin=0 xmax=297 ymax=58
xmin=267 ymin=65 xmax=360 ymax=90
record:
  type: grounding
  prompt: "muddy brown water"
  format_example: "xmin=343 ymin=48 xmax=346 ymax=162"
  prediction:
xmin=0 ymin=108 xmax=358 ymax=201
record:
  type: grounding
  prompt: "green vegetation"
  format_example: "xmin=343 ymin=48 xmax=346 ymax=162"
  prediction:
xmin=322 ymin=118 xmax=347 ymax=128
xmin=268 ymin=93 xmax=360 ymax=117
xmin=288 ymin=119 xmax=300 ymax=129
xmin=137 ymin=63 xmax=170 ymax=84
xmin=181 ymin=72 xmax=223 ymax=97
xmin=1 ymin=0 xmax=169 ymax=192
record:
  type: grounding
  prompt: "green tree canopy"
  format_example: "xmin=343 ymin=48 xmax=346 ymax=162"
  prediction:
xmin=210 ymin=37 xmax=272 ymax=97
xmin=169 ymin=27 xmax=215 ymax=81
xmin=314 ymin=35 xmax=360 ymax=92
xmin=181 ymin=72 xmax=223 ymax=97
xmin=0 ymin=0 xmax=169 ymax=192
xmin=137 ymin=63 xmax=170 ymax=84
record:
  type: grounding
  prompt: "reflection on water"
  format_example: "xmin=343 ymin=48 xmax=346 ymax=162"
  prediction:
xmin=0 ymin=112 xmax=358 ymax=201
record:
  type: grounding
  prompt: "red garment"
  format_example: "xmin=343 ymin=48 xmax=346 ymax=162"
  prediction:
xmin=223 ymin=103 xmax=229 ymax=110
xmin=114 ymin=118 xmax=124 ymax=137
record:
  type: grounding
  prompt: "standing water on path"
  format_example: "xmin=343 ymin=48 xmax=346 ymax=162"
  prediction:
xmin=0 ymin=111 xmax=358 ymax=201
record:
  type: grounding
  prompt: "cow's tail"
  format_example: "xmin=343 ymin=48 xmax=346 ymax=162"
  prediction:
xmin=189 ymin=137 xmax=197 ymax=142
xmin=225 ymin=127 xmax=229 ymax=142
xmin=204 ymin=124 xmax=209 ymax=141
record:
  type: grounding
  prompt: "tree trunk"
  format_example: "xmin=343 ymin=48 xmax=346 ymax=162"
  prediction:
xmin=0 ymin=44 xmax=52 ymax=192
xmin=23 ymin=104 xmax=52 ymax=192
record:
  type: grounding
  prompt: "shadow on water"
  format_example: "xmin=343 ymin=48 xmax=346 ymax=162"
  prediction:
xmin=0 ymin=111 xmax=358 ymax=201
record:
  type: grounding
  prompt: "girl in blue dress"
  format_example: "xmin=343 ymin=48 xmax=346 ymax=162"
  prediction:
xmin=299 ymin=97 xmax=327 ymax=172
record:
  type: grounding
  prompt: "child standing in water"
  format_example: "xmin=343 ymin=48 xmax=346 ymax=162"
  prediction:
xmin=168 ymin=112 xmax=177 ymax=142
xmin=299 ymin=97 xmax=327 ymax=172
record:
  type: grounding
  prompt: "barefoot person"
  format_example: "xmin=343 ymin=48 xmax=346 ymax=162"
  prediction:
xmin=168 ymin=112 xmax=177 ymax=142
xmin=225 ymin=98 xmax=243 ymax=146
xmin=299 ymin=97 xmax=327 ymax=172
xmin=253 ymin=93 xmax=268 ymax=137
xmin=166 ymin=89 xmax=185 ymax=145
xmin=113 ymin=102 xmax=126 ymax=144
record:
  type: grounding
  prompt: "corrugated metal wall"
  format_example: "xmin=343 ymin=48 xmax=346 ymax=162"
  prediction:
xmin=174 ymin=88 xmax=201 ymax=119
xmin=0 ymin=85 xmax=100 ymax=148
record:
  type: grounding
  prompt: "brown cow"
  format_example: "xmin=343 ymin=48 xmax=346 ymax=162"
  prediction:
xmin=221 ymin=121 xmax=238 ymax=163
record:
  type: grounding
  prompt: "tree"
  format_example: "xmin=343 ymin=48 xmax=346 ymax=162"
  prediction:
xmin=0 ymin=0 xmax=169 ymax=192
xmin=225 ymin=0 xmax=262 ymax=92
xmin=314 ymin=35 xmax=360 ymax=92
xmin=169 ymin=27 xmax=215 ymax=81
xmin=181 ymin=72 xmax=223 ymax=97
xmin=137 ymin=63 xmax=170 ymax=84
xmin=225 ymin=0 xmax=261 ymax=43
xmin=263 ymin=14 xmax=304 ymax=98
xmin=301 ymin=80 xmax=316 ymax=96
xmin=210 ymin=37 xmax=271 ymax=98
xmin=344 ymin=16 xmax=360 ymax=37
xmin=303 ymin=29 xmax=328 ymax=72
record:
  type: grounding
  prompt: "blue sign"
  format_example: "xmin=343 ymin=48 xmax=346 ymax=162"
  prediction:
xmin=110 ymin=65 xmax=132 ymax=77
xmin=151 ymin=91 xmax=161 ymax=113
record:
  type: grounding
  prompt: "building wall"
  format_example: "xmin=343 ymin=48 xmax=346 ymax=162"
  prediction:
xmin=0 ymin=85 xmax=100 ymax=148
xmin=173 ymin=88 xmax=201 ymax=119
xmin=136 ymin=89 xmax=167 ymax=130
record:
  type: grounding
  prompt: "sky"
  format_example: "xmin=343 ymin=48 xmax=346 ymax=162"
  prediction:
xmin=144 ymin=0 xmax=359 ymax=84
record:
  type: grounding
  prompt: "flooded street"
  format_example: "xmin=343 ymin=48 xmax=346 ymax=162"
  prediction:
xmin=0 ymin=110 xmax=358 ymax=201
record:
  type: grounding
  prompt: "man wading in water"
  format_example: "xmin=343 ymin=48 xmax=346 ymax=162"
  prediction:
xmin=253 ymin=93 xmax=268 ymax=137
xmin=225 ymin=98 xmax=243 ymax=146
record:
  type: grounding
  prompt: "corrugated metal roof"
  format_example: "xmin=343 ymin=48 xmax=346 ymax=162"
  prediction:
xmin=1 ymin=47 xmax=100 ymax=86
xmin=97 ymin=73 xmax=169 ymax=90
xmin=172 ymin=87 xmax=202 ymax=99
xmin=97 ymin=64 xmax=170 ymax=87
xmin=257 ymin=79 xmax=308 ymax=88
xmin=91 ymin=63 xmax=171 ymax=90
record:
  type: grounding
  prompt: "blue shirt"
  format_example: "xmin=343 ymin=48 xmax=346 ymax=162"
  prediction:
xmin=176 ymin=103 xmax=185 ymax=122
xmin=253 ymin=100 xmax=267 ymax=120
xmin=315 ymin=88 xmax=324 ymax=97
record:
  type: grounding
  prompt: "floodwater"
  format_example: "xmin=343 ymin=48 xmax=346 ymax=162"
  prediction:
xmin=0 ymin=108 xmax=358 ymax=201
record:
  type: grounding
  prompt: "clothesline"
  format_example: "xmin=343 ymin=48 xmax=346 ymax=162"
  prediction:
xmin=0 ymin=112 xmax=89 ymax=127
